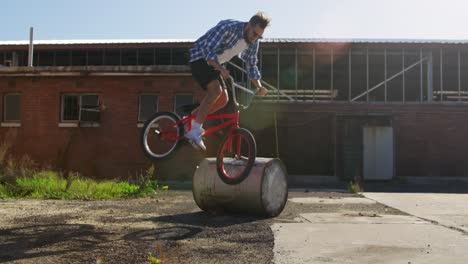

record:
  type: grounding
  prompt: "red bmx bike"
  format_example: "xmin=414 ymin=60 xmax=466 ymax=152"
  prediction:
xmin=141 ymin=77 xmax=258 ymax=185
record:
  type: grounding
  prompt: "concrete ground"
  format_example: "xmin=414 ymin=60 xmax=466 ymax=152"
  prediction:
xmin=2 ymin=176 xmax=468 ymax=263
xmin=274 ymin=185 xmax=468 ymax=264
xmin=363 ymin=193 xmax=468 ymax=234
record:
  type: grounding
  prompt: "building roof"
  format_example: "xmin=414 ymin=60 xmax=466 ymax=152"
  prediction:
xmin=0 ymin=39 xmax=195 ymax=45
xmin=1 ymin=38 xmax=468 ymax=46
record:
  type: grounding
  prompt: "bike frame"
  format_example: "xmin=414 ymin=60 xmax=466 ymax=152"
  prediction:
xmin=182 ymin=112 xmax=239 ymax=137
xmin=158 ymin=76 xmax=256 ymax=145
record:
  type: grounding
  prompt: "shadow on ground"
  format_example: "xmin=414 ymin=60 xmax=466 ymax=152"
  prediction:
xmin=0 ymin=224 xmax=110 ymax=263
xmin=144 ymin=211 xmax=264 ymax=229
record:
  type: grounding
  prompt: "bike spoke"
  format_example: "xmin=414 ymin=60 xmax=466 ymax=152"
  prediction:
xmin=217 ymin=128 xmax=255 ymax=183
xmin=142 ymin=113 xmax=181 ymax=159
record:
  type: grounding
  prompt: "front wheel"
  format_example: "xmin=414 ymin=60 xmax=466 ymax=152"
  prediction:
xmin=141 ymin=112 xmax=183 ymax=160
xmin=216 ymin=128 xmax=256 ymax=185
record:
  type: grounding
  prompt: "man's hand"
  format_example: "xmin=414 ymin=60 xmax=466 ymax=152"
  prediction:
xmin=218 ymin=67 xmax=230 ymax=79
xmin=252 ymin=79 xmax=268 ymax=96
xmin=256 ymin=86 xmax=268 ymax=96
xmin=208 ymin=59 xmax=230 ymax=79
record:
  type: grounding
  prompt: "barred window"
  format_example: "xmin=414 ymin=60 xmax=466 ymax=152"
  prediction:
xmin=61 ymin=94 xmax=100 ymax=123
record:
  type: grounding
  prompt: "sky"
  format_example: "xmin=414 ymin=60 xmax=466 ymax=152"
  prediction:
xmin=2 ymin=0 xmax=468 ymax=41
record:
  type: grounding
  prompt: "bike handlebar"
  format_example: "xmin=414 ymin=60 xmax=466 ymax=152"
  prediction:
xmin=225 ymin=76 xmax=259 ymax=110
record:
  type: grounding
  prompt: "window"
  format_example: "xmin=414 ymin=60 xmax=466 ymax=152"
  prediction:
xmin=121 ymin=49 xmax=138 ymax=66
xmin=172 ymin=48 xmax=189 ymax=65
xmin=55 ymin=50 xmax=71 ymax=66
xmin=4 ymin=94 xmax=21 ymax=122
xmin=138 ymin=94 xmax=158 ymax=122
xmin=87 ymin=50 xmax=104 ymax=66
xmin=138 ymin=48 xmax=155 ymax=65
xmin=71 ymin=50 xmax=87 ymax=66
xmin=104 ymin=49 xmax=121 ymax=66
xmin=36 ymin=51 xmax=55 ymax=66
xmin=80 ymin=95 xmax=101 ymax=122
xmin=174 ymin=94 xmax=194 ymax=117
xmin=61 ymin=94 xmax=100 ymax=124
xmin=156 ymin=48 xmax=171 ymax=65
xmin=17 ymin=51 xmax=28 ymax=66
xmin=261 ymin=48 xmax=278 ymax=88
xmin=279 ymin=49 xmax=296 ymax=90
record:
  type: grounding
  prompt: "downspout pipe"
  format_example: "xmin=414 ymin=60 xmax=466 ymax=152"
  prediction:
xmin=28 ymin=27 xmax=34 ymax=67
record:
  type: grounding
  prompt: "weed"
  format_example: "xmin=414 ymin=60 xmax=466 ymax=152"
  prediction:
xmin=131 ymin=165 xmax=169 ymax=195
xmin=147 ymin=252 xmax=161 ymax=264
xmin=348 ymin=172 xmax=364 ymax=193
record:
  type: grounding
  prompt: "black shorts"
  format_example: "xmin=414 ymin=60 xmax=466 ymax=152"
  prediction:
xmin=190 ymin=59 xmax=222 ymax=90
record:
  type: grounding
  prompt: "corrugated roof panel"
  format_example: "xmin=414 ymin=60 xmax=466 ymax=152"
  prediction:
xmin=1 ymin=38 xmax=468 ymax=46
xmin=262 ymin=38 xmax=468 ymax=44
xmin=0 ymin=39 xmax=196 ymax=45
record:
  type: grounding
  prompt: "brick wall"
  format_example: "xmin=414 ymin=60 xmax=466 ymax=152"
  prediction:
xmin=394 ymin=111 xmax=468 ymax=176
xmin=2 ymin=75 xmax=468 ymax=179
xmin=247 ymin=103 xmax=468 ymax=177
xmin=0 ymin=75 xmax=204 ymax=179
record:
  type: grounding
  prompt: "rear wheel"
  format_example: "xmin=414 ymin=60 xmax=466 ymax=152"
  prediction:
xmin=216 ymin=128 xmax=256 ymax=185
xmin=141 ymin=112 xmax=183 ymax=160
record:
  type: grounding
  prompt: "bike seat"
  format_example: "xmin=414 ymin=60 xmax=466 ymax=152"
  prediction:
xmin=177 ymin=103 xmax=200 ymax=114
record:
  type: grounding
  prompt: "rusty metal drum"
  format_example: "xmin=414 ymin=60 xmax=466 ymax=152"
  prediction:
xmin=192 ymin=157 xmax=288 ymax=217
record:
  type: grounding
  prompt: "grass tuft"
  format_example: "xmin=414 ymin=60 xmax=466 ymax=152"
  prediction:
xmin=0 ymin=169 xmax=168 ymax=200
xmin=0 ymin=133 xmax=167 ymax=200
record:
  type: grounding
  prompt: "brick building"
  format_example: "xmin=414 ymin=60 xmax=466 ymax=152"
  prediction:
xmin=1 ymin=39 xmax=468 ymax=181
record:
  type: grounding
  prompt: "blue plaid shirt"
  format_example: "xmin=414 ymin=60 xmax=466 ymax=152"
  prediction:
xmin=190 ymin=19 xmax=261 ymax=80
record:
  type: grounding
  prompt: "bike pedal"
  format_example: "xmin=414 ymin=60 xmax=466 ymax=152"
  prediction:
xmin=187 ymin=139 xmax=200 ymax=150
xmin=187 ymin=139 xmax=206 ymax=152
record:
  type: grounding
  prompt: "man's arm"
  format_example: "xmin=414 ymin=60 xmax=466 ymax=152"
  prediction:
xmin=240 ymin=43 xmax=261 ymax=80
xmin=241 ymin=43 xmax=267 ymax=96
xmin=251 ymin=79 xmax=268 ymax=96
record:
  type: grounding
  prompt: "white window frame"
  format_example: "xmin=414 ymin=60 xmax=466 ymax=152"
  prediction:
xmin=59 ymin=93 xmax=100 ymax=127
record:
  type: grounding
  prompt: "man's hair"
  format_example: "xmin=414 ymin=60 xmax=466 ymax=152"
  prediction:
xmin=249 ymin=12 xmax=271 ymax=29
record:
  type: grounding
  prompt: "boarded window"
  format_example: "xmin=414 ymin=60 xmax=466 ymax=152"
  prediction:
xmin=4 ymin=94 xmax=21 ymax=122
xmin=138 ymin=94 xmax=159 ymax=122
xmin=80 ymin=95 xmax=100 ymax=122
xmin=174 ymin=94 xmax=194 ymax=117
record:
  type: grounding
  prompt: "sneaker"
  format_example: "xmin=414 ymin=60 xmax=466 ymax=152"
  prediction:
xmin=185 ymin=127 xmax=206 ymax=151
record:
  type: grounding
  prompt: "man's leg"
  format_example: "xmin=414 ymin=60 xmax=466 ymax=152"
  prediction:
xmin=185 ymin=80 xmax=226 ymax=150
xmin=195 ymin=79 xmax=224 ymax=123
xmin=192 ymin=86 xmax=228 ymax=118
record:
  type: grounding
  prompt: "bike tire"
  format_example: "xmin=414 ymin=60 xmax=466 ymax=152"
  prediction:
xmin=216 ymin=128 xmax=256 ymax=185
xmin=141 ymin=112 xmax=183 ymax=160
